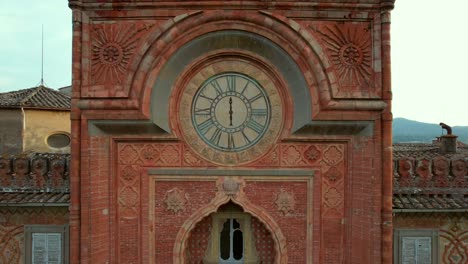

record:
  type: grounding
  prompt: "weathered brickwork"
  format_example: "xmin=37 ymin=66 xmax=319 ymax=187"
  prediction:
xmin=71 ymin=1 xmax=394 ymax=263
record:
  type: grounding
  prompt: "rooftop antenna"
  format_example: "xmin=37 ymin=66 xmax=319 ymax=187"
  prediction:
xmin=36 ymin=24 xmax=47 ymax=87
xmin=40 ymin=24 xmax=45 ymax=86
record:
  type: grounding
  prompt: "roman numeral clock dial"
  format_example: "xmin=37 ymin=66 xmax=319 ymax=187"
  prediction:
xmin=192 ymin=73 xmax=271 ymax=152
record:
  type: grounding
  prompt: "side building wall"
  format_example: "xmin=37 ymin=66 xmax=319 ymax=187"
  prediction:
xmin=0 ymin=154 xmax=70 ymax=264
xmin=0 ymin=109 xmax=23 ymax=155
xmin=394 ymin=213 xmax=467 ymax=264
xmin=0 ymin=207 xmax=69 ymax=264
xmin=23 ymin=110 xmax=71 ymax=153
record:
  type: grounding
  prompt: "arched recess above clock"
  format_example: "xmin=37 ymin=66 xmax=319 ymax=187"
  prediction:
xmin=149 ymin=30 xmax=312 ymax=134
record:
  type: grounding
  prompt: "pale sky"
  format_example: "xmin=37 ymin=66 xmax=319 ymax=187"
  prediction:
xmin=0 ymin=0 xmax=466 ymax=126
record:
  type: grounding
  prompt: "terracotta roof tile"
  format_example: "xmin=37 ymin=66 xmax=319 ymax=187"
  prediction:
xmin=0 ymin=85 xmax=70 ymax=109
xmin=393 ymin=194 xmax=467 ymax=211
xmin=393 ymin=143 xmax=468 ymax=159
xmin=0 ymin=192 xmax=69 ymax=205
xmin=393 ymin=142 xmax=468 ymax=211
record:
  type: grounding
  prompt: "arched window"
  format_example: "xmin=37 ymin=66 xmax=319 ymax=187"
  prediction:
xmin=220 ymin=218 xmax=244 ymax=263
xmin=203 ymin=203 xmax=258 ymax=264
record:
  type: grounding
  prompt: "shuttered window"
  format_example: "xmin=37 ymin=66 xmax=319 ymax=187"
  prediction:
xmin=394 ymin=229 xmax=438 ymax=264
xmin=25 ymin=225 xmax=69 ymax=264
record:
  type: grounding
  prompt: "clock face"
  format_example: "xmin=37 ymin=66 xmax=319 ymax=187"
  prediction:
xmin=177 ymin=59 xmax=283 ymax=165
xmin=192 ymin=73 xmax=271 ymax=152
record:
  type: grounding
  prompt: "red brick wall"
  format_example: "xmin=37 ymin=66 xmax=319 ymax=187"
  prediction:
xmin=70 ymin=1 xmax=394 ymax=263
xmin=186 ymin=215 xmax=212 ymax=263
xmin=252 ymin=216 xmax=276 ymax=264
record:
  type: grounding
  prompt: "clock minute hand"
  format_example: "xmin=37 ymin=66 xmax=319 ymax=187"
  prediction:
xmin=229 ymin=97 xmax=233 ymax=126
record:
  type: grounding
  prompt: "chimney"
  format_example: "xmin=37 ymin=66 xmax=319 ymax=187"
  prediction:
xmin=439 ymin=123 xmax=457 ymax=153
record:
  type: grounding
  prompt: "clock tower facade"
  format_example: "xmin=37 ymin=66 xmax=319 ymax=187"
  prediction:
xmin=69 ymin=1 xmax=395 ymax=263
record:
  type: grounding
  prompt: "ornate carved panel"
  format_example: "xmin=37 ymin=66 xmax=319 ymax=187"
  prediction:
xmin=114 ymin=141 xmax=345 ymax=264
xmin=90 ymin=23 xmax=154 ymax=85
xmin=305 ymin=20 xmax=377 ymax=98
xmin=85 ymin=21 xmax=156 ymax=97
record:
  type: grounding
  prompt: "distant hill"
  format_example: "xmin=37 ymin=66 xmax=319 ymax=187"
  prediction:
xmin=393 ymin=118 xmax=468 ymax=144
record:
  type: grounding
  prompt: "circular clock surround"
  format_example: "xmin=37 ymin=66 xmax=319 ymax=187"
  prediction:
xmin=192 ymin=72 xmax=271 ymax=152
xmin=177 ymin=59 xmax=283 ymax=165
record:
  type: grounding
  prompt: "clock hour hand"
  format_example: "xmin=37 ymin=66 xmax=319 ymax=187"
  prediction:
xmin=229 ymin=97 xmax=233 ymax=126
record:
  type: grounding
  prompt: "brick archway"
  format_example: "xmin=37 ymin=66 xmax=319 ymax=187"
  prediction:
xmin=173 ymin=179 xmax=288 ymax=264
xmin=185 ymin=203 xmax=276 ymax=264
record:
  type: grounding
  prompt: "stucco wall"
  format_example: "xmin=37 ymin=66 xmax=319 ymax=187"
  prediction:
xmin=0 ymin=109 xmax=23 ymax=155
xmin=23 ymin=110 xmax=70 ymax=153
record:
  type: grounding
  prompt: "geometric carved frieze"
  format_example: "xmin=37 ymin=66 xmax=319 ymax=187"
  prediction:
xmin=304 ymin=145 xmax=322 ymax=164
xmin=118 ymin=143 xmax=182 ymax=167
xmin=309 ymin=21 xmax=375 ymax=97
xmin=91 ymin=23 xmax=154 ymax=86
xmin=324 ymin=166 xmax=343 ymax=183
xmin=280 ymin=143 xmax=343 ymax=167
xmin=119 ymin=186 xmax=139 ymax=217
xmin=323 ymin=186 xmax=343 ymax=209
xmin=323 ymin=145 xmax=344 ymax=166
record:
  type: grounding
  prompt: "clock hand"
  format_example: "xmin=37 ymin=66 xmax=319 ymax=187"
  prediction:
xmin=229 ymin=97 xmax=233 ymax=126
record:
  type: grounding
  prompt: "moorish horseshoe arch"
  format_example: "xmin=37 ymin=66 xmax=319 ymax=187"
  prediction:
xmin=128 ymin=11 xmax=341 ymax=133
xmin=173 ymin=182 xmax=288 ymax=264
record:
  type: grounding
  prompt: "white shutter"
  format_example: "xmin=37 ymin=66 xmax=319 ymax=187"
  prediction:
xmin=402 ymin=237 xmax=431 ymax=264
xmin=32 ymin=233 xmax=62 ymax=264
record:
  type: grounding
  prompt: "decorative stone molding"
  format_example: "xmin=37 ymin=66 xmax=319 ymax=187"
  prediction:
xmin=311 ymin=22 xmax=373 ymax=95
xmin=0 ymin=154 xmax=69 ymax=190
xmin=90 ymin=23 xmax=154 ymax=86
xmin=275 ymin=190 xmax=295 ymax=216
xmin=394 ymin=156 xmax=467 ymax=191
xmin=217 ymin=177 xmax=244 ymax=198
xmin=164 ymin=188 xmax=187 ymax=214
